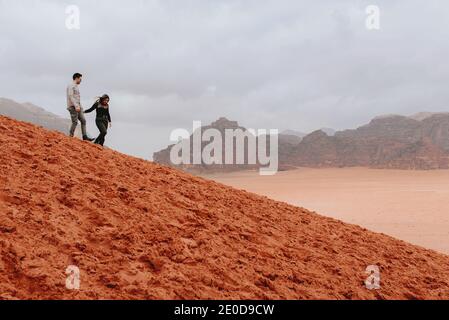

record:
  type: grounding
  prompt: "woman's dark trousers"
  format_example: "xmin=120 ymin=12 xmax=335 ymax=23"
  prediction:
xmin=95 ymin=118 xmax=108 ymax=146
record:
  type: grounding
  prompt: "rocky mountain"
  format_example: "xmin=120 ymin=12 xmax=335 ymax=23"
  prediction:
xmin=0 ymin=97 xmax=71 ymax=134
xmin=376 ymin=112 xmax=449 ymax=122
xmin=278 ymin=132 xmax=303 ymax=145
xmin=320 ymin=127 xmax=336 ymax=136
xmin=154 ymin=113 xmax=449 ymax=171
xmin=3 ymin=115 xmax=449 ymax=299
xmin=154 ymin=117 xmax=266 ymax=173
xmin=281 ymin=129 xmax=307 ymax=139
xmin=409 ymin=112 xmax=444 ymax=121
xmin=290 ymin=114 xmax=449 ymax=169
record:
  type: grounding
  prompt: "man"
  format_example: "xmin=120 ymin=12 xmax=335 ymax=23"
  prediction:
xmin=67 ymin=73 xmax=94 ymax=141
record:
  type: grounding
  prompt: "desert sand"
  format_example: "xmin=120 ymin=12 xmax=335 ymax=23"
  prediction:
xmin=2 ymin=115 xmax=449 ymax=300
xmin=207 ymin=168 xmax=449 ymax=254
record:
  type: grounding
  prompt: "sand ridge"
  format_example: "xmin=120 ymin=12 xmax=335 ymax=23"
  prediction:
xmin=1 ymin=115 xmax=449 ymax=299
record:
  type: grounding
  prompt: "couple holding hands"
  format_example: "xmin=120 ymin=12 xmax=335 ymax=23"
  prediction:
xmin=66 ymin=72 xmax=112 ymax=146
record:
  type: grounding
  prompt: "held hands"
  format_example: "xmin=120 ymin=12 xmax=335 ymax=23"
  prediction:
xmin=75 ymin=106 xmax=81 ymax=112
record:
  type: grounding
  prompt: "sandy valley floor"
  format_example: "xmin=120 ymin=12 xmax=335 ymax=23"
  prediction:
xmin=207 ymin=168 xmax=449 ymax=255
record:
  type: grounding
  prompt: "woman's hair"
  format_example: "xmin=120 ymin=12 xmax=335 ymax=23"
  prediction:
xmin=99 ymin=94 xmax=110 ymax=104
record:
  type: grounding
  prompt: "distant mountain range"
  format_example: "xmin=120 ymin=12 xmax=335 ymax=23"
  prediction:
xmin=0 ymin=97 xmax=72 ymax=134
xmin=2 ymin=96 xmax=448 ymax=171
xmin=287 ymin=113 xmax=449 ymax=169
xmin=154 ymin=112 xmax=449 ymax=172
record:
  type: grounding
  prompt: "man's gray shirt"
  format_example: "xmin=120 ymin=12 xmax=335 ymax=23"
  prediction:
xmin=67 ymin=83 xmax=81 ymax=110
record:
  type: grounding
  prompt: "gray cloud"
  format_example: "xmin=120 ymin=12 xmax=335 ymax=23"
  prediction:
xmin=1 ymin=0 xmax=449 ymax=159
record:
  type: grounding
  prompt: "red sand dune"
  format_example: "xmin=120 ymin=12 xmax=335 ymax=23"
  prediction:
xmin=1 ymin=115 xmax=449 ymax=300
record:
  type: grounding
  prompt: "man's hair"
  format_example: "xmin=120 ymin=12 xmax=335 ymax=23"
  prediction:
xmin=72 ymin=73 xmax=83 ymax=80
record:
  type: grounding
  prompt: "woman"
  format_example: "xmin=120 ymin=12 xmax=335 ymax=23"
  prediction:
xmin=84 ymin=94 xmax=112 ymax=146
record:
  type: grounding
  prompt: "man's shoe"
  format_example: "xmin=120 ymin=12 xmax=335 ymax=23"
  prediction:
xmin=83 ymin=135 xmax=95 ymax=142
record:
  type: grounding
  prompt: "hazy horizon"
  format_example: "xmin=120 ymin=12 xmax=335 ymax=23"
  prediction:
xmin=2 ymin=0 xmax=449 ymax=158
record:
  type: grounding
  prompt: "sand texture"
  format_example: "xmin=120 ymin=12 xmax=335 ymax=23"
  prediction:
xmin=1 ymin=116 xmax=449 ymax=299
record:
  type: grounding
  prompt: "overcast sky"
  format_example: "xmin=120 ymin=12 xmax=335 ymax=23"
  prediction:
xmin=1 ymin=0 xmax=449 ymax=159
